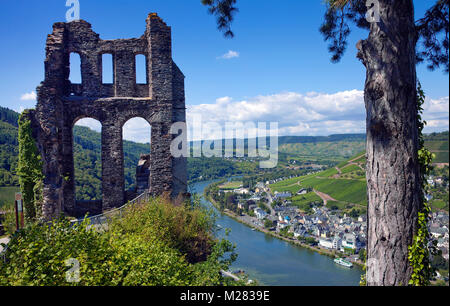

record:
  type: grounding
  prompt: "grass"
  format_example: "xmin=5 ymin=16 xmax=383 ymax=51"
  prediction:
xmin=279 ymin=142 xmax=365 ymax=159
xmin=431 ymin=199 xmax=449 ymax=211
xmin=326 ymin=201 xmax=348 ymax=211
xmin=218 ymin=181 xmax=243 ymax=190
xmin=269 ymin=177 xmax=302 ymax=193
xmin=319 ymin=167 xmax=339 ymax=178
xmin=271 ymin=184 xmax=302 ymax=194
xmin=290 ymin=193 xmax=322 ymax=211
xmin=341 ymin=164 xmax=362 ymax=174
xmin=432 ymin=152 xmax=449 ymax=164
xmin=0 ymin=187 xmax=19 ymax=209
xmin=425 ymin=140 xmax=449 ymax=151
xmin=300 ymin=176 xmax=367 ymax=205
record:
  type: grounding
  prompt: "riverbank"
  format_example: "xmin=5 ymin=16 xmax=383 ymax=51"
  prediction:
xmin=204 ymin=188 xmax=364 ymax=268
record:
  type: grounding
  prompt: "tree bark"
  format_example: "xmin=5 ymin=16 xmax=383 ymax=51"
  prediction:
xmin=356 ymin=0 xmax=421 ymax=286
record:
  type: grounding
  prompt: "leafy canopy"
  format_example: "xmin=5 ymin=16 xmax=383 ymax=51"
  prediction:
xmin=201 ymin=0 xmax=450 ymax=72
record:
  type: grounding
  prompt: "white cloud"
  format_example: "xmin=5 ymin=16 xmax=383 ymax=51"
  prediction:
xmin=422 ymin=96 xmax=449 ymax=133
xmin=75 ymin=118 xmax=151 ymax=144
xmin=187 ymin=90 xmax=449 ymax=140
xmin=73 ymin=91 xmax=449 ymax=143
xmin=20 ymin=91 xmax=37 ymax=101
xmin=122 ymin=118 xmax=151 ymax=144
xmin=217 ymin=50 xmax=239 ymax=60
xmin=75 ymin=118 xmax=102 ymax=132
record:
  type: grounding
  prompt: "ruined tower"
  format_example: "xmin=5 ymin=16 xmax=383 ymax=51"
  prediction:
xmin=28 ymin=13 xmax=187 ymax=220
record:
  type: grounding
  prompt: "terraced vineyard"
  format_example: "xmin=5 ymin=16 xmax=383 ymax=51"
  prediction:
xmin=270 ymin=152 xmax=368 ymax=215
xmin=279 ymin=141 xmax=365 ymax=163
xmin=271 ymin=141 xmax=449 ymax=215
xmin=424 ymin=131 xmax=449 ymax=164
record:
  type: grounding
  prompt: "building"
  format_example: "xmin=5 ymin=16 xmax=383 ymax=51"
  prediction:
xmin=29 ymin=13 xmax=188 ymax=220
xmin=297 ymin=188 xmax=308 ymax=195
xmin=332 ymin=236 xmax=342 ymax=250
xmin=342 ymin=233 xmax=358 ymax=251
xmin=319 ymin=238 xmax=334 ymax=249
xmin=234 ymin=188 xmax=250 ymax=195
xmin=274 ymin=192 xmax=292 ymax=200
xmin=254 ymin=208 xmax=268 ymax=220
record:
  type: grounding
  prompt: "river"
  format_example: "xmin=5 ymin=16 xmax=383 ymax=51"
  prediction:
xmin=189 ymin=179 xmax=363 ymax=286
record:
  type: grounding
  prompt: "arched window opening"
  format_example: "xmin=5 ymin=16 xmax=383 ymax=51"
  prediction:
xmin=73 ymin=118 xmax=102 ymax=201
xmin=102 ymin=54 xmax=114 ymax=84
xmin=69 ymin=53 xmax=82 ymax=84
xmin=122 ymin=118 xmax=151 ymax=195
xmin=135 ymin=54 xmax=147 ymax=84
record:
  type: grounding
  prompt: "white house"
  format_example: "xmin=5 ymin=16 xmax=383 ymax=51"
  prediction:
xmin=332 ymin=237 xmax=342 ymax=250
xmin=234 ymin=188 xmax=250 ymax=195
xmin=319 ymin=238 xmax=333 ymax=249
xmin=254 ymin=208 xmax=267 ymax=220
xmin=342 ymin=233 xmax=357 ymax=250
xmin=297 ymin=188 xmax=308 ymax=195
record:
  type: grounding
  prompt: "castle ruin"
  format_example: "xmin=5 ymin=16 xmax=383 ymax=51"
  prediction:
xmin=27 ymin=13 xmax=187 ymax=220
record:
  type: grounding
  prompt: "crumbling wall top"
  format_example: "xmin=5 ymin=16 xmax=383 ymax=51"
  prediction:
xmin=41 ymin=13 xmax=174 ymax=99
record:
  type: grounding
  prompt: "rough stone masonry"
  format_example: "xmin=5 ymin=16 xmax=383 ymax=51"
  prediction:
xmin=25 ymin=13 xmax=188 ymax=220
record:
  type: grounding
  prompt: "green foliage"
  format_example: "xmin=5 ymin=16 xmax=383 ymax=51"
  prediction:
xmin=17 ymin=111 xmax=43 ymax=221
xmin=264 ymin=219 xmax=273 ymax=229
xmin=201 ymin=0 xmax=238 ymax=38
xmin=291 ymin=193 xmax=322 ymax=212
xmin=298 ymin=236 xmax=317 ymax=246
xmin=0 ymin=107 xmax=19 ymax=187
xmin=0 ymin=196 xmax=240 ymax=286
xmin=408 ymin=82 xmax=438 ymax=286
xmin=280 ymin=141 xmax=365 ymax=160
xmin=320 ymin=0 xmax=449 ymax=73
xmin=187 ymin=157 xmax=246 ymax=183
xmin=0 ymin=187 xmax=19 ymax=209
xmin=301 ymin=176 xmax=367 ymax=205
xmin=1 ymin=201 xmax=16 ymax=235
xmin=73 ymin=126 xmax=150 ymax=200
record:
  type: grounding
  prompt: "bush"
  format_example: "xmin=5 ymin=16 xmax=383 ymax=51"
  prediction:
xmin=0 ymin=196 xmax=240 ymax=286
xmin=1 ymin=202 xmax=17 ymax=236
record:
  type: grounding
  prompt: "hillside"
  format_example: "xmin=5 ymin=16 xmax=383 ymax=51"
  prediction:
xmin=424 ymin=131 xmax=449 ymax=164
xmin=1 ymin=106 xmax=448 ymax=207
xmin=270 ymin=151 xmax=368 ymax=216
xmin=0 ymin=106 xmax=150 ymax=203
xmin=270 ymin=147 xmax=449 ymax=214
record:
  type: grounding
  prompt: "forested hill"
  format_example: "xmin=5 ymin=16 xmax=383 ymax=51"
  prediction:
xmin=0 ymin=107 xmax=19 ymax=187
xmin=1 ymin=105 xmax=448 ymax=201
xmin=0 ymin=106 xmax=150 ymax=201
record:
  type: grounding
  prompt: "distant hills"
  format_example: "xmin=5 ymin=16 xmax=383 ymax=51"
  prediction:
xmin=271 ymin=147 xmax=449 ymax=214
xmin=0 ymin=105 xmax=448 ymax=203
xmin=0 ymin=106 xmax=149 ymax=201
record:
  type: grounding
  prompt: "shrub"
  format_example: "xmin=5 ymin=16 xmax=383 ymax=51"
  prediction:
xmin=0 ymin=196 xmax=239 ymax=286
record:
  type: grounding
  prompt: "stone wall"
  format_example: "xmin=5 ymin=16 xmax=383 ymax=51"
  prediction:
xmin=32 ymin=13 xmax=187 ymax=220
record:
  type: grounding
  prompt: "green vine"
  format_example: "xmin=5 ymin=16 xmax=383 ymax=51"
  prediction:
xmin=407 ymin=82 xmax=438 ymax=286
xmin=17 ymin=110 xmax=44 ymax=223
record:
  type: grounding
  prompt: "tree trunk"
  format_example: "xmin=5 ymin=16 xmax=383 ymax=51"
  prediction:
xmin=356 ymin=0 xmax=421 ymax=286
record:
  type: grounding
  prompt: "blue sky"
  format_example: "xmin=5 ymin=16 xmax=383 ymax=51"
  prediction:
xmin=0 ymin=0 xmax=448 ymax=142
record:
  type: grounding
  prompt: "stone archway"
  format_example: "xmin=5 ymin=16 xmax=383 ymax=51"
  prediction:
xmin=27 ymin=13 xmax=188 ymax=220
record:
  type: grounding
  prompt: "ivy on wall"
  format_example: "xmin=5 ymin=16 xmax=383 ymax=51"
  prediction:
xmin=17 ymin=111 xmax=43 ymax=222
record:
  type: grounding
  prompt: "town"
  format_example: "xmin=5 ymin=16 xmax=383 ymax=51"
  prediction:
xmin=205 ymin=173 xmax=449 ymax=281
